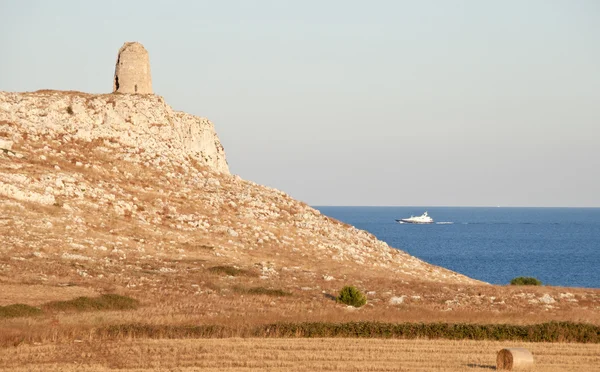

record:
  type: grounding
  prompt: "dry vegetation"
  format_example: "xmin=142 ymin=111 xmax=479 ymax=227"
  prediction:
xmin=1 ymin=338 xmax=599 ymax=371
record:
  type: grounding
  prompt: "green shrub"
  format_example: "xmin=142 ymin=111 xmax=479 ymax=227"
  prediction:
xmin=510 ymin=276 xmax=542 ymax=286
xmin=337 ymin=285 xmax=367 ymax=307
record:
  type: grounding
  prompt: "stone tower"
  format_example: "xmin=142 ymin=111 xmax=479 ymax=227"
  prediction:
xmin=113 ymin=42 xmax=152 ymax=94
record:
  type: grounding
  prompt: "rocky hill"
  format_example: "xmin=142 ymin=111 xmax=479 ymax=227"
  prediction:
xmin=0 ymin=90 xmax=474 ymax=283
xmin=1 ymin=90 xmax=599 ymax=328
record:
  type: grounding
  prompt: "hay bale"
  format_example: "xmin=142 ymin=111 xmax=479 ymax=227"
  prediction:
xmin=496 ymin=348 xmax=534 ymax=370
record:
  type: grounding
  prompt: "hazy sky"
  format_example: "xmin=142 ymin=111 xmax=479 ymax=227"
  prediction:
xmin=1 ymin=1 xmax=599 ymax=207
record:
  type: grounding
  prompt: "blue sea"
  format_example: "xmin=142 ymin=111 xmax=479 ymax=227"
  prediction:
xmin=314 ymin=207 xmax=600 ymax=288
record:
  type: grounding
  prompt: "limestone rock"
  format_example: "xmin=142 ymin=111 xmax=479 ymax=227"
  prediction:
xmin=539 ymin=294 xmax=556 ymax=304
xmin=389 ymin=296 xmax=406 ymax=305
xmin=0 ymin=139 xmax=12 ymax=150
xmin=0 ymin=91 xmax=229 ymax=173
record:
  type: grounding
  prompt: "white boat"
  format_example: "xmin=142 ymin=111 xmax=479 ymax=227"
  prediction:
xmin=396 ymin=211 xmax=434 ymax=224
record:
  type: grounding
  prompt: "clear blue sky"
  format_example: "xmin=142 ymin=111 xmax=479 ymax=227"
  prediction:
xmin=1 ymin=0 xmax=599 ymax=207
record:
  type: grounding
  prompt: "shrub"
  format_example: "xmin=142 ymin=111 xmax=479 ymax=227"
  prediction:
xmin=93 ymin=321 xmax=600 ymax=343
xmin=66 ymin=105 xmax=74 ymax=115
xmin=0 ymin=304 xmax=42 ymax=319
xmin=510 ymin=276 xmax=542 ymax=286
xmin=0 ymin=295 xmax=139 ymax=319
xmin=44 ymin=294 xmax=139 ymax=312
xmin=337 ymin=285 xmax=367 ymax=307
xmin=254 ymin=321 xmax=600 ymax=342
xmin=234 ymin=286 xmax=292 ymax=297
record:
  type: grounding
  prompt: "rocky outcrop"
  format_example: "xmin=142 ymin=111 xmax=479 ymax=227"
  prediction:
xmin=0 ymin=90 xmax=228 ymax=173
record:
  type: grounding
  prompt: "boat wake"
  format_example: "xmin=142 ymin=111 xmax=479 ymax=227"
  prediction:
xmin=397 ymin=221 xmax=454 ymax=225
xmin=461 ymin=222 xmax=559 ymax=225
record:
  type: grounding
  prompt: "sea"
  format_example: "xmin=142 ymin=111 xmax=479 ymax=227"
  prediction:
xmin=314 ymin=207 xmax=600 ymax=289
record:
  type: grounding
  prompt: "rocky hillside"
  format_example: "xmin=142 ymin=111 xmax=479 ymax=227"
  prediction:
xmin=2 ymin=90 xmax=599 ymax=327
xmin=0 ymin=90 xmax=476 ymax=285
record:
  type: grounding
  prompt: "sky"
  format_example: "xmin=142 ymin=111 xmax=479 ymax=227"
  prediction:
xmin=1 ymin=0 xmax=599 ymax=207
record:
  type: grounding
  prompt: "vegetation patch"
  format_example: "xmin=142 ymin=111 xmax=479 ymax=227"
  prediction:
xmin=208 ymin=265 xmax=256 ymax=277
xmin=100 ymin=324 xmax=229 ymax=339
xmin=0 ymin=304 xmax=43 ymax=319
xmin=337 ymin=286 xmax=367 ymax=308
xmin=510 ymin=276 xmax=542 ymax=286
xmin=44 ymin=294 xmax=139 ymax=312
xmin=263 ymin=322 xmax=600 ymax=343
xmin=234 ymin=286 xmax=292 ymax=297
xmin=93 ymin=321 xmax=600 ymax=343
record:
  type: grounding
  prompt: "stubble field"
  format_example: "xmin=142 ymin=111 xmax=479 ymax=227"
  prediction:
xmin=1 ymin=338 xmax=599 ymax=371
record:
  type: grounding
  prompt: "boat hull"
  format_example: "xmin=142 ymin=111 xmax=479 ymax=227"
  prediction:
xmin=396 ymin=219 xmax=433 ymax=224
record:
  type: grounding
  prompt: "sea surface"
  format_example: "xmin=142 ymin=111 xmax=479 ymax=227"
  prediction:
xmin=314 ymin=207 xmax=600 ymax=288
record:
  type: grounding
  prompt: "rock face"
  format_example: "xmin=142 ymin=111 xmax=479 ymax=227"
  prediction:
xmin=113 ymin=42 xmax=152 ymax=94
xmin=0 ymin=91 xmax=229 ymax=173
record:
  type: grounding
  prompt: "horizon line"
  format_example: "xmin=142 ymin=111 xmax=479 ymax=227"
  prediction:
xmin=311 ymin=205 xmax=600 ymax=208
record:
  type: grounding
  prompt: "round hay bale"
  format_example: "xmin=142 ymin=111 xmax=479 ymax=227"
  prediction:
xmin=496 ymin=347 xmax=534 ymax=370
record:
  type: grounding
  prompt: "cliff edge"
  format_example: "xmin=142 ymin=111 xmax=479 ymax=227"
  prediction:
xmin=0 ymin=90 xmax=228 ymax=174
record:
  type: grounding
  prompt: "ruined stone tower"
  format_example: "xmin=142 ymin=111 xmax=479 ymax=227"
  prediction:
xmin=113 ymin=42 xmax=152 ymax=94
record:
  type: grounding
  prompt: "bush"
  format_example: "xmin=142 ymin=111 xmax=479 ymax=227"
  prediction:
xmin=510 ymin=276 xmax=542 ymax=286
xmin=0 ymin=295 xmax=139 ymax=319
xmin=44 ymin=294 xmax=139 ymax=312
xmin=254 ymin=321 xmax=600 ymax=343
xmin=234 ymin=286 xmax=292 ymax=297
xmin=95 ymin=321 xmax=600 ymax=343
xmin=337 ymin=286 xmax=367 ymax=307
xmin=0 ymin=304 xmax=42 ymax=319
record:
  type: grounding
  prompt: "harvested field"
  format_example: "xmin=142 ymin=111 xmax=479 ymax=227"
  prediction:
xmin=0 ymin=338 xmax=599 ymax=371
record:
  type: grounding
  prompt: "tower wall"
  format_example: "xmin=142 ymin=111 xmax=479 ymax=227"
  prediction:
xmin=113 ymin=42 xmax=152 ymax=94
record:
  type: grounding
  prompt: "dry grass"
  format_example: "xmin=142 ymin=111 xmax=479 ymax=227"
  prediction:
xmin=0 ymin=338 xmax=598 ymax=371
xmin=0 ymin=284 xmax=97 ymax=306
xmin=208 ymin=265 xmax=258 ymax=277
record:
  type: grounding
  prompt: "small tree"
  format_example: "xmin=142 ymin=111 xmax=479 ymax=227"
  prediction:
xmin=510 ymin=276 xmax=542 ymax=286
xmin=337 ymin=285 xmax=367 ymax=307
